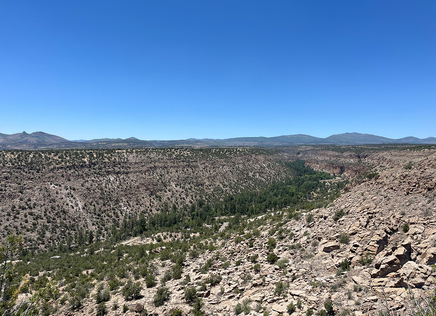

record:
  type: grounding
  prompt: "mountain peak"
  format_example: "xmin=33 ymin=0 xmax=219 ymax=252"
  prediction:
xmin=0 ymin=131 xmax=436 ymax=149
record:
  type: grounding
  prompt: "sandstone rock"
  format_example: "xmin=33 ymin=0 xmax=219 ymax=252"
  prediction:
xmin=374 ymin=250 xmax=390 ymax=268
xmin=306 ymin=296 xmax=318 ymax=302
xmin=252 ymin=279 xmax=263 ymax=287
xmin=134 ymin=303 xmax=144 ymax=313
xmin=251 ymin=293 xmax=265 ymax=302
xmin=417 ymin=247 xmax=436 ymax=265
xmin=289 ymin=290 xmax=306 ymax=297
xmin=407 ymin=225 xmax=424 ymax=236
xmin=383 ymin=255 xmax=400 ymax=266
xmin=348 ymin=222 xmax=361 ymax=235
xmin=426 ymin=228 xmax=436 ymax=236
xmin=210 ymin=286 xmax=221 ymax=296
xmin=322 ymin=242 xmax=340 ymax=252
xmin=378 ymin=287 xmax=406 ymax=296
xmin=398 ymin=261 xmax=419 ymax=278
xmin=366 ymin=231 xmax=388 ymax=255
xmin=398 ymin=261 xmax=432 ymax=288
xmin=372 ymin=255 xmax=402 ymax=277
xmin=352 ymin=275 xmax=369 ymax=287
xmin=364 ymin=296 xmax=379 ymax=303
xmin=385 ymin=277 xmax=407 ymax=288
xmin=271 ymin=303 xmax=287 ymax=313
xmin=219 ymin=222 xmax=229 ymax=233
xmin=410 ymin=277 xmax=426 ymax=288
xmin=350 ymin=255 xmax=361 ymax=267
xmin=393 ymin=246 xmax=407 ymax=257
xmin=370 ymin=278 xmax=388 ymax=287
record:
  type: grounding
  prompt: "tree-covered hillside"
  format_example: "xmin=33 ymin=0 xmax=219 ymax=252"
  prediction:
xmin=0 ymin=148 xmax=291 ymax=250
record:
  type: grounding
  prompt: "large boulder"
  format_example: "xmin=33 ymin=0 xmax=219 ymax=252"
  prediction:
xmin=322 ymin=241 xmax=340 ymax=252
xmin=134 ymin=303 xmax=144 ymax=313
xmin=371 ymin=255 xmax=402 ymax=277
xmin=366 ymin=231 xmax=388 ymax=255
xmin=398 ymin=261 xmax=432 ymax=288
xmin=417 ymin=247 xmax=436 ymax=265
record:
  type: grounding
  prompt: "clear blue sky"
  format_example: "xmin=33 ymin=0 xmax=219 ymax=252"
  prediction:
xmin=1 ymin=1 xmax=435 ymax=140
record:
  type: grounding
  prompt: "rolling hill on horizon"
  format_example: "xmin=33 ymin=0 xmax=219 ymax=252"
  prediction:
xmin=0 ymin=131 xmax=435 ymax=150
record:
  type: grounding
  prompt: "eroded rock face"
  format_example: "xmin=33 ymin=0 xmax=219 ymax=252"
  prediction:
xmin=371 ymin=241 xmax=413 ymax=278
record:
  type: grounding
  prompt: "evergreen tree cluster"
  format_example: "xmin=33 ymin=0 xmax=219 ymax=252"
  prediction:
xmin=110 ymin=160 xmax=343 ymax=241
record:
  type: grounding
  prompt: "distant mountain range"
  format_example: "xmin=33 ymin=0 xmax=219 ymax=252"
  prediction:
xmin=0 ymin=131 xmax=435 ymax=150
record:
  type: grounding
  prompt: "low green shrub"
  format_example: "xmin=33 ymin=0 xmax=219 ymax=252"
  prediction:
xmin=267 ymin=238 xmax=277 ymax=251
xmin=205 ymin=274 xmax=222 ymax=286
xmin=276 ymin=258 xmax=289 ymax=269
xmin=242 ymin=298 xmax=252 ymax=314
xmin=184 ymin=286 xmax=197 ymax=304
xmin=249 ymin=254 xmax=258 ymax=263
xmin=338 ymin=233 xmax=349 ymax=244
xmin=145 ymin=274 xmax=157 ymax=288
xmin=121 ymin=279 xmax=142 ymax=301
xmin=306 ymin=213 xmax=314 ymax=223
xmin=274 ymin=281 xmax=287 ymax=296
xmin=267 ymin=253 xmax=278 ymax=264
xmin=153 ymin=287 xmax=170 ymax=307
xmin=235 ymin=303 xmax=243 ymax=315
xmin=333 ymin=210 xmax=345 ymax=222
xmin=200 ymin=259 xmax=213 ymax=274
xmin=96 ymin=302 xmax=106 ymax=316
xmin=404 ymin=162 xmax=413 ymax=170
xmin=287 ymin=302 xmax=296 ymax=314
xmin=337 ymin=260 xmax=351 ymax=275
xmin=172 ymin=309 xmax=183 ymax=316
